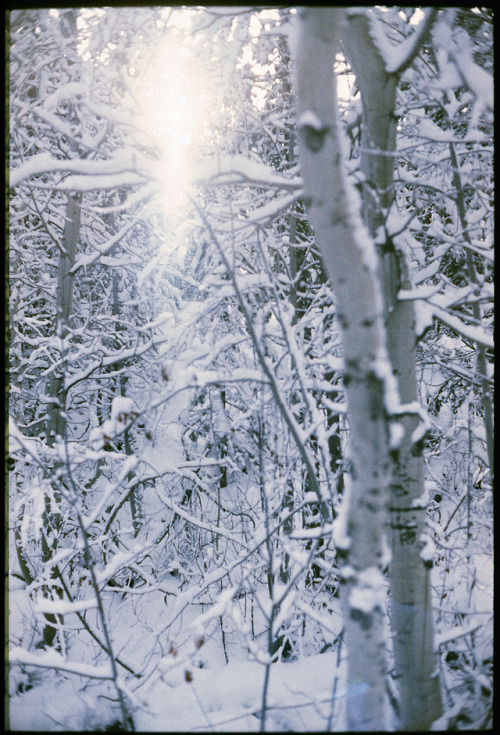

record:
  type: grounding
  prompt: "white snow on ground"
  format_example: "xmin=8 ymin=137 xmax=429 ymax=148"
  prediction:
xmin=8 ymin=645 xmax=347 ymax=732
xmin=134 ymin=651 xmax=346 ymax=732
xmin=7 ymin=347 xmax=350 ymax=732
xmin=8 ymin=673 xmax=123 ymax=732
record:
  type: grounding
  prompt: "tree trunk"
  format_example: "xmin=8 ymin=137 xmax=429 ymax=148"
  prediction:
xmin=46 ymin=193 xmax=81 ymax=445
xmin=41 ymin=192 xmax=81 ymax=648
xmin=343 ymin=11 xmax=442 ymax=730
xmin=448 ymin=141 xmax=494 ymax=483
xmin=295 ymin=8 xmax=393 ymax=730
xmin=111 ymin=268 xmax=142 ymax=536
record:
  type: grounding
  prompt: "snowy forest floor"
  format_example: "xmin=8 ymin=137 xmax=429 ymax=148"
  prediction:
xmin=8 ymin=6 xmax=494 ymax=732
xmin=7 ymin=334 xmax=493 ymax=732
xmin=8 ymin=384 xmax=349 ymax=733
xmin=8 ymin=644 xmax=346 ymax=732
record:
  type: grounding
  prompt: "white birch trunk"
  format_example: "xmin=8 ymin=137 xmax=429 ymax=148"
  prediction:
xmin=296 ymin=8 xmax=392 ymax=730
xmin=343 ymin=13 xmax=442 ymax=729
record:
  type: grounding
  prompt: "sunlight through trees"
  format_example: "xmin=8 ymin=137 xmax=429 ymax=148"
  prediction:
xmin=8 ymin=7 xmax=493 ymax=732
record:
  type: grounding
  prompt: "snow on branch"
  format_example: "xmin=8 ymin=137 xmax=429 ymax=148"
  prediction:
xmin=9 ymin=151 xmax=152 ymax=190
xmin=398 ymin=288 xmax=494 ymax=350
xmin=9 ymin=647 xmax=114 ymax=679
xmin=167 ymin=366 xmax=269 ymax=394
xmin=34 ymin=598 xmax=98 ymax=615
xmin=33 ymin=107 xmax=76 ymax=141
xmin=295 ymin=600 xmax=341 ymax=638
xmin=155 ymin=484 xmax=247 ymax=548
xmin=417 ymin=117 xmax=489 ymax=144
xmin=449 ymin=42 xmax=493 ymax=112
xmin=229 ymin=192 xmax=299 ymax=229
xmin=429 ymin=303 xmax=493 ymax=351
xmin=95 ymin=544 xmax=150 ymax=586
xmin=11 ymin=151 xmax=301 ymax=197
xmin=55 ymin=172 xmax=147 ymax=192
xmin=368 ymin=8 xmax=437 ymax=76
xmin=191 ymin=156 xmax=302 ymax=190
xmin=435 ymin=622 xmax=482 ymax=648
xmin=43 ymin=82 xmax=89 ymax=110
xmin=70 ymin=218 xmax=139 ymax=273
xmin=432 ymin=18 xmax=493 ymax=112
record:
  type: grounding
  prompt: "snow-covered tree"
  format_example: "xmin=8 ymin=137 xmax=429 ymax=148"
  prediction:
xmin=8 ymin=6 xmax=492 ymax=732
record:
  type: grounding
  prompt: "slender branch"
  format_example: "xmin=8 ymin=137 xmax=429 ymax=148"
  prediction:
xmin=190 ymin=197 xmax=332 ymax=523
xmin=60 ymin=438 xmax=135 ymax=731
xmin=387 ymin=8 xmax=438 ymax=76
xmin=9 ymin=647 xmax=114 ymax=679
xmin=447 ymin=141 xmax=494 ymax=480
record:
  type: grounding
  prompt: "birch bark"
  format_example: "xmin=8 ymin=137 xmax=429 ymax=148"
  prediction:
xmin=296 ymin=8 xmax=392 ymax=730
xmin=343 ymin=12 xmax=442 ymax=729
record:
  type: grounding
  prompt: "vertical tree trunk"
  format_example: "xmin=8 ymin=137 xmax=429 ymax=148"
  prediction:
xmin=448 ymin=141 xmax=494 ymax=483
xmin=42 ymin=192 xmax=81 ymax=648
xmin=46 ymin=193 xmax=81 ymax=445
xmin=111 ymin=269 xmax=142 ymax=536
xmin=343 ymin=12 xmax=442 ymax=730
xmin=295 ymin=8 xmax=393 ymax=730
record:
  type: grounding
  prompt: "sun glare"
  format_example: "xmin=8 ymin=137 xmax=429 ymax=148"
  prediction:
xmin=136 ymin=36 xmax=208 ymax=212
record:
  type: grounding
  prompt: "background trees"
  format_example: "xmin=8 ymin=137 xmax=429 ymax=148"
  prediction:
xmin=8 ymin=6 xmax=492 ymax=732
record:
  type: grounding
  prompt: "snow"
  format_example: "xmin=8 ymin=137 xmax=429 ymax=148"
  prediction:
xmin=95 ymin=545 xmax=149 ymax=586
xmin=245 ymin=192 xmax=297 ymax=226
xmin=414 ymin=299 xmax=435 ymax=337
xmin=33 ymin=599 xmax=98 ymax=615
xmin=7 ymin=677 xmax=121 ymax=731
xmin=13 ymin=571 xmax=350 ymax=731
xmin=331 ymin=478 xmax=351 ymax=551
xmin=290 ymin=524 xmax=333 ymax=540
xmin=348 ymin=567 xmax=387 ymax=614
xmin=9 ymin=647 xmax=114 ymax=680
xmin=418 ymin=117 xmax=488 ymax=144
xmin=43 ymin=82 xmax=89 ymax=110
xmin=435 ymin=621 xmax=483 ymax=649
xmin=298 ymin=110 xmax=323 ymax=132
xmin=110 ymin=396 xmax=137 ymax=425
xmin=399 ymin=287 xmax=494 ymax=350
xmin=134 ymin=651 xmax=345 ymax=732
xmin=155 ymin=484 xmax=246 ymax=548
xmin=447 ymin=31 xmax=493 ymax=111
xmin=373 ymin=346 xmax=402 ymax=415
xmin=369 ymin=8 xmax=437 ymax=76
xmin=55 ymin=171 xmax=149 ymax=192
xmin=9 ymin=150 xmax=152 ymax=190
xmin=388 ymin=420 xmax=404 ymax=450
xmin=8 ymin=6 xmax=493 ymax=732
xmin=70 ymin=218 xmax=139 ymax=272
xmin=419 ymin=532 xmax=436 ymax=563
xmin=191 ymin=156 xmax=302 ymax=190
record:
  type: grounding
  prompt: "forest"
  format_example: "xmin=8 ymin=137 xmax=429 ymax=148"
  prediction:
xmin=7 ymin=6 xmax=493 ymax=732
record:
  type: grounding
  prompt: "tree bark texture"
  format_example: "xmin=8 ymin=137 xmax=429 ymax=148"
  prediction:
xmin=46 ymin=193 xmax=81 ymax=445
xmin=296 ymin=8 xmax=393 ymax=730
xmin=343 ymin=12 xmax=442 ymax=730
xmin=39 ymin=193 xmax=81 ymax=648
